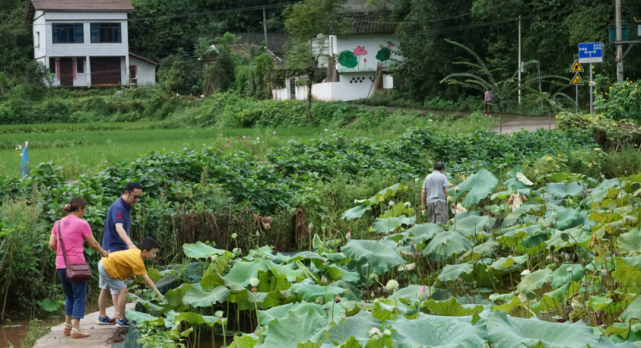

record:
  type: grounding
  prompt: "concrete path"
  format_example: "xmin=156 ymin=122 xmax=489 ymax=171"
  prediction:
xmin=357 ymin=105 xmax=554 ymax=134
xmin=34 ymin=304 xmax=135 ymax=348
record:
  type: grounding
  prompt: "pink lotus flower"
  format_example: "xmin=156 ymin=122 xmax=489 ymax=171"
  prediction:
xmin=273 ymin=131 xmax=276 ymax=135
xmin=321 ymin=275 xmax=327 ymax=284
xmin=417 ymin=285 xmax=428 ymax=301
xmin=353 ymin=46 xmax=368 ymax=57
xmin=364 ymin=58 xmax=367 ymax=63
xmin=243 ymin=136 xmax=246 ymax=139
xmin=346 ymin=231 xmax=352 ymax=240
xmin=387 ymin=42 xmax=394 ymax=48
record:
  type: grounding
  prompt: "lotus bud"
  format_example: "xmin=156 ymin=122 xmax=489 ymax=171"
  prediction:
xmin=334 ymin=295 xmax=341 ymax=303
xmin=342 ymin=312 xmax=347 ymax=321
xmin=249 ymin=278 xmax=260 ymax=287
xmin=379 ymin=196 xmax=385 ymax=202
xmin=553 ymin=256 xmax=558 ymax=263
xmin=346 ymin=231 xmax=352 ymax=240
xmin=566 ymin=267 xmax=573 ymax=272
xmin=255 ymin=230 xmax=260 ymax=236
xmin=210 ymin=255 xmax=218 ymax=261
xmin=404 ymin=202 xmax=411 ymax=208
xmin=371 ymin=291 xmax=374 ymax=298
xmin=383 ymin=329 xmax=392 ymax=336
xmin=309 ymin=222 xmax=313 ymax=229
xmin=564 ymin=252 xmax=569 ymax=259
xmin=368 ymin=328 xmax=382 ymax=338
xmin=614 ymin=250 xmax=619 ymax=256
xmin=417 ymin=285 xmax=428 ymax=301
xmin=455 ymin=187 xmax=461 ymax=192
xmin=321 ymin=275 xmax=327 ymax=284
xmin=389 ymin=201 xmax=395 ymax=207
xmin=386 ymin=280 xmax=399 ymax=292
xmin=215 ymin=311 xmax=223 ymax=318
xmin=520 ymin=270 xmax=531 ymax=275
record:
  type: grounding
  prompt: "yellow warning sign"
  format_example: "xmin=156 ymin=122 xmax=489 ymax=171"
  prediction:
xmin=570 ymin=60 xmax=584 ymax=73
xmin=570 ymin=73 xmax=583 ymax=85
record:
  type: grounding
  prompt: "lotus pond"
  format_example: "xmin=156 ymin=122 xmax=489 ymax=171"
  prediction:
xmin=121 ymin=169 xmax=641 ymax=347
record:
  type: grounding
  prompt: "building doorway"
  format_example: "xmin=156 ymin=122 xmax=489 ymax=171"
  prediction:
xmin=91 ymin=57 xmax=121 ymax=86
xmin=59 ymin=58 xmax=73 ymax=87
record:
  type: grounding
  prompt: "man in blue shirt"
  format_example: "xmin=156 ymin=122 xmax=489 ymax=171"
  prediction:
xmin=98 ymin=181 xmax=142 ymax=325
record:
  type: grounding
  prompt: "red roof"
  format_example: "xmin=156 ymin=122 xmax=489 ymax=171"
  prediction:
xmin=29 ymin=0 xmax=134 ymax=13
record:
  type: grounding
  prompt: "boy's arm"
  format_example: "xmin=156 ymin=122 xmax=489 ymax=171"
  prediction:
xmin=141 ymin=274 xmax=163 ymax=297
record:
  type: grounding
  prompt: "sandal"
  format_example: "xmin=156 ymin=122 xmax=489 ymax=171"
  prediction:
xmin=70 ymin=328 xmax=91 ymax=339
xmin=116 ymin=318 xmax=129 ymax=327
xmin=63 ymin=323 xmax=72 ymax=336
xmin=97 ymin=316 xmax=116 ymax=325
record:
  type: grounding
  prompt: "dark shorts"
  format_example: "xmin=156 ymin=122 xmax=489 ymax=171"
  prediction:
xmin=427 ymin=202 xmax=448 ymax=224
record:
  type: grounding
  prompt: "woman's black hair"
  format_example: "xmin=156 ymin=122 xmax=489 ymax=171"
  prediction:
xmin=63 ymin=197 xmax=87 ymax=213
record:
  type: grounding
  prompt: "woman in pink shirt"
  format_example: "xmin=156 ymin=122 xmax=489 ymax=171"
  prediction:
xmin=48 ymin=197 xmax=108 ymax=339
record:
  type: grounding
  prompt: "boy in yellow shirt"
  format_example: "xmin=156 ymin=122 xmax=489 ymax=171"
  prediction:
xmin=97 ymin=237 xmax=162 ymax=327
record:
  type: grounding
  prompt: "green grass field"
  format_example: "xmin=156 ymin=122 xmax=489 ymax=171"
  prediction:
xmin=0 ymin=114 xmax=496 ymax=178
xmin=0 ymin=127 xmax=392 ymax=178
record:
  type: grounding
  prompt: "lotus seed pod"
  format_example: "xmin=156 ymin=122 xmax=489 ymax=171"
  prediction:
xmin=368 ymin=328 xmax=381 ymax=338
xmin=346 ymin=231 xmax=352 ymax=240
xmin=566 ymin=267 xmax=573 ymax=272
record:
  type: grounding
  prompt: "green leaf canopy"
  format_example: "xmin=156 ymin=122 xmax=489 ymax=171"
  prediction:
xmin=183 ymin=242 xmax=226 ymax=259
xmin=255 ymin=310 xmax=328 ymax=347
xmin=422 ymin=232 xmax=474 ymax=261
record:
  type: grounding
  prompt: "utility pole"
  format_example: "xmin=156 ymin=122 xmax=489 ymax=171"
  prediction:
xmin=518 ymin=16 xmax=522 ymax=104
xmin=263 ymin=6 xmax=269 ymax=51
xmin=615 ymin=0 xmax=624 ymax=82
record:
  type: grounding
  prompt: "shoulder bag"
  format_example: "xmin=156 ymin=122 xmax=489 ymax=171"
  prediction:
xmin=57 ymin=220 xmax=93 ymax=283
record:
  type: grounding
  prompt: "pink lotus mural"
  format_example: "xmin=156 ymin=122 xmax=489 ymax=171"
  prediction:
xmin=353 ymin=46 xmax=368 ymax=71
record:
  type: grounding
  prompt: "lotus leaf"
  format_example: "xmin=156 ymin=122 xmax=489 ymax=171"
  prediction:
xmin=370 ymin=215 xmax=416 ymax=234
xmin=338 ymin=50 xmax=358 ymax=69
xmin=164 ymin=283 xmax=193 ymax=311
xmin=438 ymin=263 xmax=473 ymax=282
xmin=486 ymin=310 xmax=600 ymax=348
xmin=621 ymin=296 xmax=641 ymax=324
xmin=321 ymin=311 xmax=381 ymax=347
xmin=126 ymin=309 xmax=164 ymax=326
xmin=255 ymin=310 xmax=328 ymax=347
xmin=183 ymin=242 xmax=226 ymax=259
xmin=454 ymin=169 xmax=499 ymax=207
xmin=332 ymin=280 xmax=363 ymax=301
xmin=371 ymin=298 xmax=418 ymax=321
xmin=422 ymin=231 xmax=473 ymax=261
xmin=231 ymin=334 xmax=260 ymax=348
xmin=376 ymin=47 xmax=391 ymax=62
xmin=544 ymin=281 xmax=580 ymax=300
xmin=183 ymin=284 xmax=230 ymax=307
xmin=546 ymin=207 xmax=580 ymax=230
xmin=390 ymin=313 xmax=488 ymax=348
xmin=517 ymin=268 xmax=552 ymax=293
xmin=546 ymin=227 xmax=590 ymax=249
xmin=612 ymin=256 xmax=641 ymax=288
xmin=545 ymin=182 xmax=583 ymax=198
xmin=425 ymin=296 xmax=483 ymax=316
xmin=618 ymin=228 xmax=641 ymax=255
xmin=491 ymin=255 xmax=528 ymax=271
xmin=491 ymin=296 xmax=521 ymax=314
xmin=389 ymin=285 xmax=432 ymax=305
xmin=461 ymin=238 xmax=499 ymax=260
xmin=453 ymin=215 xmax=495 ymax=237
xmin=259 ymin=302 xmax=345 ymax=325
xmin=342 ymin=240 xmax=405 ymax=275
xmin=380 ymin=201 xmax=414 ymax=219
xmin=290 ymin=279 xmax=349 ymax=302
xmin=550 ymin=264 xmax=584 ymax=288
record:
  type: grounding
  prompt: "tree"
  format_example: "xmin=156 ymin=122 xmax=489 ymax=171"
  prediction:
xmin=525 ymin=82 xmax=576 ymax=130
xmin=440 ymin=39 xmax=568 ymax=132
xmin=284 ymin=0 xmax=349 ymax=123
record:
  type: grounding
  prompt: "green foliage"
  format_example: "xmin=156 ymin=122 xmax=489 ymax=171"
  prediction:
xmin=158 ymin=55 xmax=203 ymax=96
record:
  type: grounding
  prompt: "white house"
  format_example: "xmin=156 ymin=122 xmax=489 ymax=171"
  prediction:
xmin=26 ymin=0 xmax=157 ymax=87
xmin=273 ymin=11 xmax=400 ymax=102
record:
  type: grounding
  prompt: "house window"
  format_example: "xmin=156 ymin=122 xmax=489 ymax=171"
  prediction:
xmin=91 ymin=23 xmax=122 ymax=43
xmin=129 ymin=65 xmax=137 ymax=78
xmin=53 ymin=23 xmax=83 ymax=43
xmin=36 ymin=32 xmax=40 ymax=47
xmin=49 ymin=58 xmax=56 ymax=74
xmin=77 ymin=58 xmax=84 ymax=73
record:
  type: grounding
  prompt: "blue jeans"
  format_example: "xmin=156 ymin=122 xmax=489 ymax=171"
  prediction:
xmin=57 ymin=269 xmax=87 ymax=319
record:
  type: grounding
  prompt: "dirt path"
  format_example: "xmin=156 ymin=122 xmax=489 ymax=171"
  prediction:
xmin=34 ymin=304 xmax=135 ymax=348
xmin=357 ymin=105 xmax=555 ymax=133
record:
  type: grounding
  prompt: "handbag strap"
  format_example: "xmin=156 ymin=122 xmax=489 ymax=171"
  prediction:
xmin=57 ymin=220 xmax=69 ymax=266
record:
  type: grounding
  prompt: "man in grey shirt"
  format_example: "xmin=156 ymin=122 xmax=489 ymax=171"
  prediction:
xmin=421 ymin=162 xmax=449 ymax=224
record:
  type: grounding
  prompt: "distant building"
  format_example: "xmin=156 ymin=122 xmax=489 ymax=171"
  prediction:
xmin=25 ymin=0 xmax=157 ymax=87
xmin=272 ymin=11 xmax=401 ymax=102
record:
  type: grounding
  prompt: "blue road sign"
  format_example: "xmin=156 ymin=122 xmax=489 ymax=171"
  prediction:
xmin=578 ymin=42 xmax=603 ymax=63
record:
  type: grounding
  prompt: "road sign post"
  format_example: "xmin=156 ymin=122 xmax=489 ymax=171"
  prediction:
xmin=579 ymin=43 xmax=603 ymax=115
xmin=569 ymin=60 xmax=584 ymax=115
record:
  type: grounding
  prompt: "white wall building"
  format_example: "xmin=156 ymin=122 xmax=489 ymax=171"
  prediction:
xmin=273 ymin=11 xmax=400 ymax=102
xmin=26 ymin=0 xmax=157 ymax=87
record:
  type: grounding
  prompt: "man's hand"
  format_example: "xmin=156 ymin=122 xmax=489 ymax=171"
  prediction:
xmin=127 ymin=243 xmax=139 ymax=250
